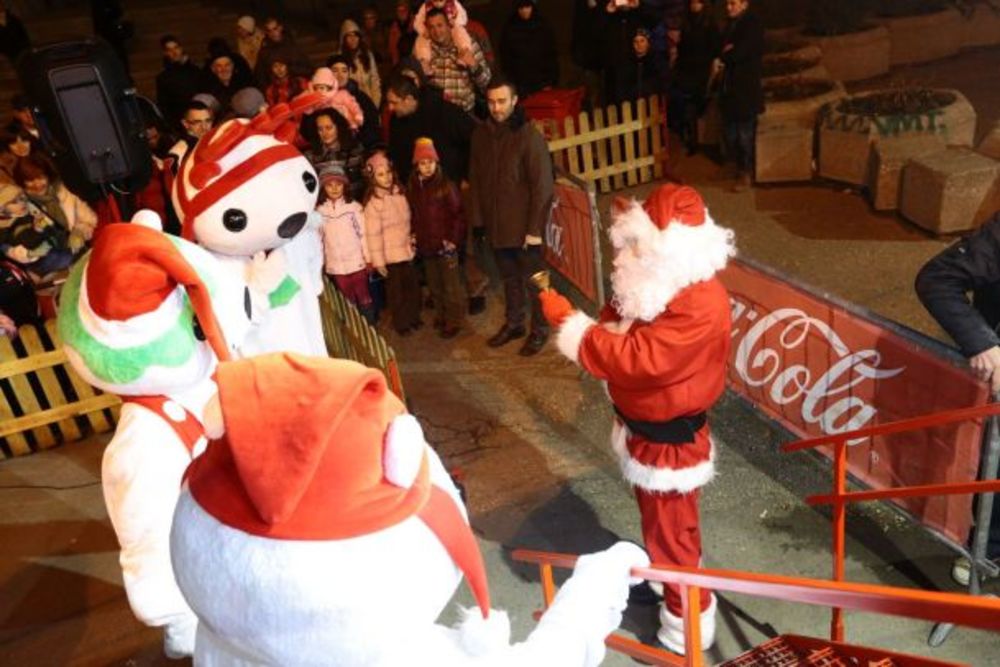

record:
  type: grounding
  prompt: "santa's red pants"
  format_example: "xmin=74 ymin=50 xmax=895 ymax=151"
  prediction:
xmin=634 ymin=486 xmax=713 ymax=615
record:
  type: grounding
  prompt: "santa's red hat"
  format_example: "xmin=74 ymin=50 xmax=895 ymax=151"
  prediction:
xmin=77 ymin=218 xmax=231 ymax=363
xmin=185 ymin=353 xmax=492 ymax=618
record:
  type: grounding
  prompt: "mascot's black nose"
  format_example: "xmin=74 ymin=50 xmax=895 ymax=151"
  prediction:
xmin=277 ymin=212 xmax=308 ymax=238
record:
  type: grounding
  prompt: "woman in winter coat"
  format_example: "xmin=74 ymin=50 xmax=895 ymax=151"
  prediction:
xmin=301 ymin=108 xmax=366 ymax=203
xmin=611 ymin=27 xmax=669 ymax=105
xmin=499 ymin=0 xmax=558 ymax=98
xmin=338 ymin=19 xmax=382 ymax=107
xmin=670 ymin=0 xmax=720 ymax=153
xmin=363 ymin=151 xmax=422 ymax=335
xmin=13 ymin=156 xmax=95 ymax=254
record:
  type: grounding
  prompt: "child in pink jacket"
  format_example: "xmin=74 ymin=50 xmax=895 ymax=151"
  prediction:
xmin=412 ymin=0 xmax=474 ymax=70
xmin=363 ymin=151 xmax=422 ymax=336
xmin=317 ymin=163 xmax=375 ymax=323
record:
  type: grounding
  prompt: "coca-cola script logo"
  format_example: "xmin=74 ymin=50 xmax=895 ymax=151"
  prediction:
xmin=730 ymin=298 xmax=905 ymax=443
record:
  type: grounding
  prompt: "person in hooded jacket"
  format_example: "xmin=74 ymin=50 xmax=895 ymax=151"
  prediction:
xmin=610 ymin=27 xmax=668 ymax=106
xmin=499 ymin=0 xmax=558 ymax=99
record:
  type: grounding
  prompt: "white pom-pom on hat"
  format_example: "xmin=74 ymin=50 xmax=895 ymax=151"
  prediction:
xmin=132 ymin=209 xmax=163 ymax=231
xmin=384 ymin=414 xmax=426 ymax=489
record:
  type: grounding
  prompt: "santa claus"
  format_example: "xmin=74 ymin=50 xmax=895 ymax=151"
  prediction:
xmin=539 ymin=183 xmax=735 ymax=653
xmin=57 ymin=213 xmax=252 ymax=657
xmin=171 ymin=352 xmax=650 ymax=665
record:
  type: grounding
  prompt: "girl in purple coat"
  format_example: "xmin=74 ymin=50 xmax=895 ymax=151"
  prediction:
xmin=406 ymin=138 xmax=465 ymax=339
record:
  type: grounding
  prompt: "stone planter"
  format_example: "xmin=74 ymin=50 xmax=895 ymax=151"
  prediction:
xmin=978 ymin=120 xmax=1000 ymax=160
xmin=802 ymin=25 xmax=890 ymax=82
xmin=900 ymin=148 xmax=1000 ymax=233
xmin=755 ymin=120 xmax=815 ymax=183
xmin=761 ymin=79 xmax=846 ymax=127
xmin=878 ymin=8 xmax=963 ymax=65
xmin=961 ymin=3 xmax=1000 ymax=49
xmin=763 ymin=43 xmax=823 ymax=65
xmin=818 ymin=88 xmax=977 ymax=186
xmin=762 ymin=56 xmax=830 ymax=86
xmin=868 ymin=134 xmax=946 ymax=210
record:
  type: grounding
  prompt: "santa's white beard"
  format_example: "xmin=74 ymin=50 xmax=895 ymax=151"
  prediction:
xmin=610 ymin=250 xmax=680 ymax=322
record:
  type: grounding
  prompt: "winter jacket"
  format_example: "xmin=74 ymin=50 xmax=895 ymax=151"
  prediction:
xmin=612 ymin=52 xmax=669 ymax=106
xmin=237 ymin=29 xmax=265 ymax=69
xmin=719 ymin=10 xmax=765 ymax=121
xmin=388 ymin=86 xmax=476 ymax=184
xmin=468 ymin=107 xmax=554 ymax=249
xmin=343 ymin=79 xmax=381 ymax=149
xmin=318 ymin=198 xmax=370 ymax=275
xmin=916 ymin=213 xmax=1000 ymax=357
xmin=499 ymin=9 xmax=559 ymax=98
xmin=30 ymin=183 xmax=97 ymax=249
xmin=201 ymin=67 xmax=256 ymax=113
xmin=675 ymin=13 xmax=721 ymax=96
xmin=364 ymin=187 xmax=415 ymax=268
xmin=305 ymin=143 xmax=366 ymax=203
xmin=265 ymin=76 xmax=310 ymax=107
xmin=407 ymin=175 xmax=464 ymax=258
xmin=156 ymin=58 xmax=204 ymax=127
xmin=339 ymin=19 xmax=383 ymax=107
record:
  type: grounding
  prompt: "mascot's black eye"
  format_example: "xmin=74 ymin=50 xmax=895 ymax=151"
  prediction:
xmin=192 ymin=315 xmax=206 ymax=341
xmin=302 ymin=171 xmax=317 ymax=193
xmin=243 ymin=287 xmax=252 ymax=320
xmin=223 ymin=208 xmax=248 ymax=232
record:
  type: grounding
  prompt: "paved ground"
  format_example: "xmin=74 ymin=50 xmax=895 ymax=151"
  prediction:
xmin=5 ymin=18 xmax=1000 ymax=667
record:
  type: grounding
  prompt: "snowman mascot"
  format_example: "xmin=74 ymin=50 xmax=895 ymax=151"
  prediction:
xmin=172 ymin=94 xmax=328 ymax=357
xmin=171 ymin=352 xmax=650 ymax=666
xmin=57 ymin=213 xmax=252 ymax=658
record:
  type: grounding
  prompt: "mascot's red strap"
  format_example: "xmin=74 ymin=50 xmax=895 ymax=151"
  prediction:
xmin=178 ymin=144 xmax=303 ymax=240
xmin=124 ymin=395 xmax=205 ymax=454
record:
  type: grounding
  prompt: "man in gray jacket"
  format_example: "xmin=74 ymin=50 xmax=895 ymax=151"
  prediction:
xmin=468 ymin=76 xmax=554 ymax=356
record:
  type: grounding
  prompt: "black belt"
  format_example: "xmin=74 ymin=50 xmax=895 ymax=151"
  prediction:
xmin=614 ymin=407 xmax=707 ymax=445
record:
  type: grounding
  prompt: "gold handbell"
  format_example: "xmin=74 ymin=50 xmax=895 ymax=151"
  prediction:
xmin=530 ymin=270 xmax=551 ymax=291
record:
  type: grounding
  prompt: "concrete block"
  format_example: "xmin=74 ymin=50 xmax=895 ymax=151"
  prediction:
xmin=868 ymin=134 xmax=946 ymax=210
xmin=900 ymin=148 xmax=1000 ymax=234
xmin=805 ymin=25 xmax=890 ymax=82
xmin=762 ymin=80 xmax=845 ymax=127
xmin=961 ymin=3 xmax=1000 ymax=49
xmin=977 ymin=120 xmax=1000 ymax=160
xmin=818 ymin=107 xmax=875 ymax=186
xmin=879 ymin=9 xmax=963 ymax=66
xmin=755 ymin=121 xmax=814 ymax=183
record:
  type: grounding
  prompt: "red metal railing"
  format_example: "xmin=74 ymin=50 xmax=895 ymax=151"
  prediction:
xmin=782 ymin=401 xmax=1000 ymax=641
xmin=512 ymin=548 xmax=1000 ymax=666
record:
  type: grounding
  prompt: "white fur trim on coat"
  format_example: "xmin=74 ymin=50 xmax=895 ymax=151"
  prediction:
xmin=610 ymin=421 xmax=715 ymax=493
xmin=658 ymin=593 xmax=717 ymax=654
xmin=555 ymin=311 xmax=595 ymax=365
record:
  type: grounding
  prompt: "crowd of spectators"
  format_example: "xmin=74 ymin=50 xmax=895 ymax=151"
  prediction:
xmin=0 ymin=0 xmax=765 ymax=347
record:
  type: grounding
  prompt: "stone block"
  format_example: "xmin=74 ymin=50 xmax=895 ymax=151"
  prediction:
xmin=900 ymin=148 xmax=1000 ymax=234
xmin=879 ymin=9 xmax=963 ymax=65
xmin=961 ymin=4 xmax=1000 ymax=49
xmin=868 ymin=134 xmax=946 ymax=210
xmin=977 ymin=120 xmax=1000 ymax=160
xmin=805 ymin=26 xmax=890 ymax=82
xmin=762 ymin=80 xmax=845 ymax=127
xmin=818 ymin=108 xmax=875 ymax=186
xmin=755 ymin=121 xmax=815 ymax=183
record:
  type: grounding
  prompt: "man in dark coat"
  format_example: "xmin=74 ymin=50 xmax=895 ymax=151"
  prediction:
xmin=915 ymin=212 xmax=1000 ymax=586
xmin=500 ymin=0 xmax=559 ymax=99
xmin=156 ymin=35 xmax=204 ymax=130
xmin=385 ymin=75 xmax=475 ymax=184
xmin=0 ymin=1 xmax=30 ymax=65
xmin=468 ymin=76 xmax=554 ymax=356
xmin=714 ymin=0 xmax=763 ymax=191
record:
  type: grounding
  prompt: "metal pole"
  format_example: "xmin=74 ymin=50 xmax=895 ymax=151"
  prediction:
xmin=831 ymin=439 xmax=847 ymax=643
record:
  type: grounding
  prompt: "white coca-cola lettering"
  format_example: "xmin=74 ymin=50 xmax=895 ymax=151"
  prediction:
xmin=731 ymin=301 xmax=904 ymax=444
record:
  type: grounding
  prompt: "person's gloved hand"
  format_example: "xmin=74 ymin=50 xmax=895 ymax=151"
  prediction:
xmin=539 ymin=289 xmax=574 ymax=327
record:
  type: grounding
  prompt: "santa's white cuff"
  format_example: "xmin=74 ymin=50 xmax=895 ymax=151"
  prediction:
xmin=556 ymin=311 xmax=595 ymax=365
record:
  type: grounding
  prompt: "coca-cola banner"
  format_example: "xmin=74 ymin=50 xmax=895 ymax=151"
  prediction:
xmin=544 ymin=179 xmax=599 ymax=303
xmin=721 ymin=259 xmax=989 ymax=544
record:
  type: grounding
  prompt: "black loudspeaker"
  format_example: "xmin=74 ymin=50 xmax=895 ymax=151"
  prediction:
xmin=16 ymin=38 xmax=151 ymax=200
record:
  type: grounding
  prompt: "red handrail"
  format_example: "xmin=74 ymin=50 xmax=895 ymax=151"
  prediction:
xmin=512 ymin=549 xmax=1000 ymax=666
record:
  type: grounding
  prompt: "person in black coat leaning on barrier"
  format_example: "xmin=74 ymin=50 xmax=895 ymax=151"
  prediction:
xmin=915 ymin=211 xmax=1000 ymax=586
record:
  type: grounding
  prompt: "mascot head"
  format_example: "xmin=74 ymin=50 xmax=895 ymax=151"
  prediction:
xmin=57 ymin=212 xmax=252 ymax=396
xmin=608 ymin=184 xmax=736 ymax=321
xmin=173 ymin=94 xmax=324 ymax=256
xmin=171 ymin=355 xmax=495 ymax=665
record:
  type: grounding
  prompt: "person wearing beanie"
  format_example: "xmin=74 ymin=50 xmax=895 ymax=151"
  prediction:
xmin=609 ymin=25 xmax=669 ymax=106
xmin=317 ymin=161 xmax=376 ymax=323
xmin=309 ymin=67 xmax=365 ymax=131
xmin=499 ymin=0 xmax=558 ymax=99
xmin=235 ymin=15 xmax=265 ymax=70
xmin=170 ymin=352 xmax=650 ymax=665
xmin=538 ymin=183 xmax=736 ymax=655
xmin=407 ymin=137 xmax=465 ymax=339
xmin=326 ymin=54 xmax=381 ymax=148
xmin=201 ymin=49 xmax=255 ymax=114
xmin=0 ymin=182 xmax=74 ymax=281
xmin=363 ymin=150 xmax=421 ymax=335
xmin=338 ymin=18 xmax=382 ymax=107
xmin=230 ymin=86 xmax=268 ymax=119
xmin=468 ymin=76 xmax=553 ymax=356
xmin=56 ymin=215 xmax=253 ymax=659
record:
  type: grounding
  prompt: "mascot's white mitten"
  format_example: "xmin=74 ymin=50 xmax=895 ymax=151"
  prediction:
xmin=172 ymin=94 xmax=329 ymax=357
xmin=57 ymin=215 xmax=251 ymax=659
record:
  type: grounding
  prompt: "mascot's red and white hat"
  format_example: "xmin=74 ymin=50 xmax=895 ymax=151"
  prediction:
xmin=57 ymin=213 xmax=238 ymax=395
xmin=184 ymin=353 xmax=493 ymax=618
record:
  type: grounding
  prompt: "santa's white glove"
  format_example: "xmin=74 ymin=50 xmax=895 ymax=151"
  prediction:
xmin=247 ymin=249 xmax=288 ymax=296
xmin=540 ymin=541 xmax=649 ymax=667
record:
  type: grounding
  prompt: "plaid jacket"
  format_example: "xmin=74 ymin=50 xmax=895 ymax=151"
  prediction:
xmin=427 ymin=39 xmax=490 ymax=113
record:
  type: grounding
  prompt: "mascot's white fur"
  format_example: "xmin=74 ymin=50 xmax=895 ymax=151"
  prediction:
xmin=57 ymin=213 xmax=252 ymax=658
xmin=172 ymin=94 xmax=328 ymax=357
xmin=171 ymin=353 xmax=649 ymax=666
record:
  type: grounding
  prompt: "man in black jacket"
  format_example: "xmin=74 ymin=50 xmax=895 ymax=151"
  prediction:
xmin=156 ymin=35 xmax=203 ymax=130
xmin=713 ymin=0 xmax=763 ymax=192
xmin=915 ymin=212 xmax=1000 ymax=585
